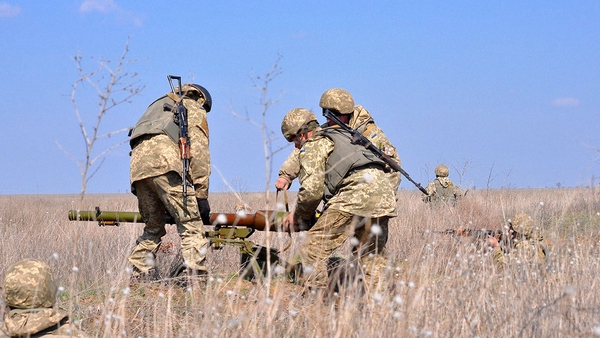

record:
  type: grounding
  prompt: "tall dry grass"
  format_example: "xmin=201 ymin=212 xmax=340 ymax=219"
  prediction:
xmin=1 ymin=188 xmax=599 ymax=337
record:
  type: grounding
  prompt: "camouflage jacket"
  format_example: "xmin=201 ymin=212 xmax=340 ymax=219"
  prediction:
xmin=492 ymin=237 xmax=547 ymax=269
xmin=294 ymin=127 xmax=397 ymax=223
xmin=278 ymin=105 xmax=401 ymax=192
xmin=0 ymin=309 xmax=90 ymax=337
xmin=129 ymin=96 xmax=211 ymax=199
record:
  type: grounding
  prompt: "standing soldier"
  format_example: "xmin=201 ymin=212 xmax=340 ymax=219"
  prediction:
xmin=1 ymin=259 xmax=90 ymax=337
xmin=422 ymin=164 xmax=464 ymax=206
xmin=275 ymin=88 xmax=401 ymax=195
xmin=128 ymin=82 xmax=212 ymax=283
xmin=280 ymin=107 xmax=397 ymax=293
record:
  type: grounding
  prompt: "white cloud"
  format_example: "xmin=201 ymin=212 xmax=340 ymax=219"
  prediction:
xmin=551 ymin=97 xmax=580 ymax=107
xmin=0 ymin=2 xmax=21 ymax=17
xmin=79 ymin=0 xmax=144 ymax=26
xmin=79 ymin=0 xmax=118 ymax=13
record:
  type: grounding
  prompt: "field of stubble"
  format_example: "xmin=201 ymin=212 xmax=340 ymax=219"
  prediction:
xmin=1 ymin=187 xmax=599 ymax=337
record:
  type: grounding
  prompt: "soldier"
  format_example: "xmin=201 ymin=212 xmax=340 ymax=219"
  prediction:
xmin=275 ymin=88 xmax=401 ymax=195
xmin=422 ymin=164 xmax=464 ymax=205
xmin=280 ymin=108 xmax=397 ymax=293
xmin=128 ymin=83 xmax=212 ymax=283
xmin=1 ymin=259 xmax=90 ymax=337
xmin=486 ymin=213 xmax=547 ymax=269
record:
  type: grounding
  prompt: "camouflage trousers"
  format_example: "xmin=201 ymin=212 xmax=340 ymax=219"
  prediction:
xmin=294 ymin=208 xmax=390 ymax=290
xmin=128 ymin=171 xmax=209 ymax=274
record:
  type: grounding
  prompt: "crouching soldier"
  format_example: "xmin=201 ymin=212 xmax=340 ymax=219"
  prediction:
xmin=1 ymin=259 xmax=90 ymax=337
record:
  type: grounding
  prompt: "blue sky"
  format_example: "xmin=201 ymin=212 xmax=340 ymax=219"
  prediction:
xmin=1 ymin=1 xmax=599 ymax=195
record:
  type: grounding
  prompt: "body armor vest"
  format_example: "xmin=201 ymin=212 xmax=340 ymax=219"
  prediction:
xmin=432 ymin=178 xmax=457 ymax=205
xmin=320 ymin=128 xmax=386 ymax=202
xmin=129 ymin=95 xmax=179 ymax=148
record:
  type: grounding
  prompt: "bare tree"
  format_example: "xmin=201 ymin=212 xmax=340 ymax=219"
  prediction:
xmin=57 ymin=38 xmax=144 ymax=200
xmin=227 ymin=55 xmax=289 ymax=293
xmin=230 ymin=54 xmax=288 ymax=195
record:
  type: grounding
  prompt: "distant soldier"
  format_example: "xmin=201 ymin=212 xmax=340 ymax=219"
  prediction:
xmin=422 ymin=164 xmax=464 ymax=205
xmin=1 ymin=259 xmax=90 ymax=337
xmin=128 ymin=83 xmax=212 ymax=283
xmin=486 ymin=213 xmax=547 ymax=269
xmin=275 ymin=88 xmax=401 ymax=195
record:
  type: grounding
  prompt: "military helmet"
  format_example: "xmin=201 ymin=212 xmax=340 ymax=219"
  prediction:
xmin=319 ymin=88 xmax=355 ymax=114
xmin=281 ymin=108 xmax=318 ymax=142
xmin=435 ymin=164 xmax=449 ymax=177
xmin=509 ymin=213 xmax=535 ymax=237
xmin=3 ymin=259 xmax=57 ymax=309
xmin=181 ymin=84 xmax=212 ymax=113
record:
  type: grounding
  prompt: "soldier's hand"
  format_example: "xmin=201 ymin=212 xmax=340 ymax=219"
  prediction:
xmin=275 ymin=177 xmax=291 ymax=191
xmin=282 ymin=212 xmax=297 ymax=233
xmin=454 ymin=228 xmax=467 ymax=236
xmin=197 ymin=198 xmax=211 ymax=225
xmin=486 ymin=235 xmax=500 ymax=248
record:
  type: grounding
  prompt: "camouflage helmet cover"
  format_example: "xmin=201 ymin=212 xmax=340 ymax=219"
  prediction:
xmin=509 ymin=213 xmax=535 ymax=237
xmin=319 ymin=88 xmax=355 ymax=114
xmin=435 ymin=164 xmax=449 ymax=177
xmin=3 ymin=259 xmax=57 ymax=309
xmin=181 ymin=84 xmax=212 ymax=113
xmin=281 ymin=108 xmax=318 ymax=142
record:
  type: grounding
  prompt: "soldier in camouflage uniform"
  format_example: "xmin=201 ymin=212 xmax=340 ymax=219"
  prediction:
xmin=1 ymin=259 xmax=90 ymax=337
xmin=486 ymin=213 xmax=547 ymax=269
xmin=280 ymin=107 xmax=397 ymax=293
xmin=275 ymin=88 xmax=401 ymax=194
xmin=422 ymin=164 xmax=464 ymax=206
xmin=128 ymin=84 xmax=212 ymax=282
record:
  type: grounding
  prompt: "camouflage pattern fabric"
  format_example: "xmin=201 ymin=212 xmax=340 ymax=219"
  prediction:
xmin=3 ymin=259 xmax=56 ymax=309
xmin=280 ymin=108 xmax=318 ymax=142
xmin=293 ymin=131 xmax=396 ymax=222
xmin=288 ymin=121 xmax=396 ymax=291
xmin=492 ymin=238 xmax=547 ymax=269
xmin=130 ymin=96 xmax=210 ymax=199
xmin=510 ymin=213 xmax=539 ymax=239
xmin=128 ymin=93 xmax=211 ymax=275
xmin=492 ymin=214 xmax=546 ymax=269
xmin=319 ymin=88 xmax=355 ymax=114
xmin=128 ymin=172 xmax=209 ymax=274
xmin=277 ymin=105 xmax=401 ymax=193
xmin=291 ymin=208 xmax=390 ymax=290
xmin=277 ymin=147 xmax=300 ymax=187
xmin=423 ymin=177 xmax=463 ymax=205
xmin=1 ymin=259 xmax=90 ymax=337
xmin=434 ymin=164 xmax=449 ymax=177
xmin=350 ymin=106 xmax=401 ymax=192
xmin=1 ymin=308 xmax=71 ymax=337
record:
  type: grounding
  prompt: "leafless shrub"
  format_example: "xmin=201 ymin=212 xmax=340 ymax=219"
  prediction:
xmin=56 ymin=38 xmax=144 ymax=201
xmin=229 ymin=54 xmax=289 ymax=199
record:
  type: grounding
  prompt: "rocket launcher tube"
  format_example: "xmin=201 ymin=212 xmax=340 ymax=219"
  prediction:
xmin=68 ymin=207 xmax=294 ymax=232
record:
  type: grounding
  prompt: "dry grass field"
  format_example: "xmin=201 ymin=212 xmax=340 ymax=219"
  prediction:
xmin=1 ymin=187 xmax=599 ymax=337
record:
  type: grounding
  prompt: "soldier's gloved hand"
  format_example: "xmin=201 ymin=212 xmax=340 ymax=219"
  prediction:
xmin=197 ymin=198 xmax=211 ymax=225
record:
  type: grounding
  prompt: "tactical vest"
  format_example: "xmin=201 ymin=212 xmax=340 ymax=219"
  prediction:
xmin=432 ymin=178 xmax=457 ymax=205
xmin=320 ymin=128 xmax=386 ymax=202
xmin=129 ymin=95 xmax=179 ymax=148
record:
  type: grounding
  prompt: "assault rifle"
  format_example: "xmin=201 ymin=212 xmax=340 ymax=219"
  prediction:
xmin=425 ymin=228 xmax=502 ymax=240
xmin=322 ymin=109 xmax=428 ymax=195
xmin=167 ymin=75 xmax=192 ymax=199
xmin=68 ymin=207 xmax=313 ymax=280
